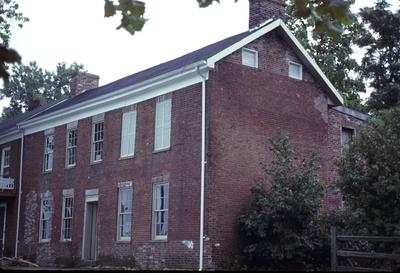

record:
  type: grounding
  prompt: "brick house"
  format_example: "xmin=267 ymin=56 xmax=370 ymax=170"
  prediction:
xmin=0 ymin=0 xmax=369 ymax=270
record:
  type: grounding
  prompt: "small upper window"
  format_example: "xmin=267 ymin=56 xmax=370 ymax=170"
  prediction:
xmin=289 ymin=61 xmax=303 ymax=80
xmin=1 ymin=147 xmax=11 ymax=178
xmin=242 ymin=48 xmax=258 ymax=68
xmin=43 ymin=133 xmax=54 ymax=172
xmin=91 ymin=114 xmax=104 ymax=163
xmin=66 ymin=122 xmax=78 ymax=167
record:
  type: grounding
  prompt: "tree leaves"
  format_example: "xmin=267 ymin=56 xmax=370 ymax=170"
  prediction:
xmin=337 ymin=107 xmax=400 ymax=236
xmin=0 ymin=45 xmax=21 ymax=86
xmin=238 ymin=133 xmax=329 ymax=271
xmin=104 ymin=0 xmax=147 ymax=35
xmin=355 ymin=0 xmax=400 ymax=112
xmin=0 ymin=61 xmax=85 ymax=120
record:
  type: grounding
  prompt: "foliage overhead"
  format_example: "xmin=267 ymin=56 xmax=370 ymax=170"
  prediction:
xmin=238 ymin=134 xmax=329 ymax=271
xmin=0 ymin=61 xmax=85 ymax=120
xmin=104 ymin=0 xmax=147 ymax=35
xmin=0 ymin=0 xmax=28 ymax=86
xmin=286 ymin=0 xmax=365 ymax=111
xmin=104 ymin=0 xmax=354 ymax=39
xmin=355 ymin=0 xmax=400 ymax=112
xmin=336 ymin=107 xmax=400 ymax=236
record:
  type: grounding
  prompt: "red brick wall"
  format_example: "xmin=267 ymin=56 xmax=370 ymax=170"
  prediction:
xmin=203 ymin=31 xmax=344 ymax=268
xmin=0 ymin=139 xmax=21 ymax=257
xmin=323 ymin=107 xmax=367 ymax=209
xmin=13 ymin=29 xmax=368 ymax=270
xmin=19 ymin=85 xmax=203 ymax=269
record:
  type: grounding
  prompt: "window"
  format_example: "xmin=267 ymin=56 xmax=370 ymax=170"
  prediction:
xmin=152 ymin=182 xmax=169 ymax=240
xmin=39 ymin=197 xmax=52 ymax=242
xmin=117 ymin=183 xmax=133 ymax=241
xmin=61 ymin=190 xmax=74 ymax=241
xmin=120 ymin=111 xmax=137 ymax=158
xmin=154 ymin=96 xmax=171 ymax=151
xmin=242 ymin=48 xmax=258 ymax=68
xmin=66 ymin=122 xmax=78 ymax=167
xmin=341 ymin=127 xmax=355 ymax=147
xmin=289 ymin=61 xmax=303 ymax=80
xmin=91 ymin=114 xmax=104 ymax=162
xmin=1 ymin=147 xmax=10 ymax=178
xmin=43 ymin=132 xmax=54 ymax=172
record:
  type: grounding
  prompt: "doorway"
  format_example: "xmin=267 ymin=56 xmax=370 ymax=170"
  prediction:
xmin=0 ymin=203 xmax=6 ymax=257
xmin=83 ymin=201 xmax=98 ymax=261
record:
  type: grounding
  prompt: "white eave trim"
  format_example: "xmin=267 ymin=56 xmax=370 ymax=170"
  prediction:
xmin=207 ymin=19 xmax=343 ymax=106
xmin=18 ymin=61 xmax=209 ymax=135
xmin=0 ymin=129 xmax=22 ymax=145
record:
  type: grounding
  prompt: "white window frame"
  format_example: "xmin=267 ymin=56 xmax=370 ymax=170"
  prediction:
xmin=154 ymin=95 xmax=171 ymax=151
xmin=65 ymin=122 xmax=78 ymax=168
xmin=1 ymin=146 xmax=11 ymax=177
xmin=117 ymin=182 xmax=133 ymax=241
xmin=120 ymin=111 xmax=137 ymax=158
xmin=43 ymin=132 xmax=54 ymax=172
xmin=152 ymin=182 xmax=169 ymax=241
xmin=91 ymin=115 xmax=104 ymax=163
xmin=39 ymin=196 xmax=52 ymax=243
xmin=288 ymin=61 xmax=303 ymax=80
xmin=61 ymin=190 xmax=74 ymax=242
xmin=242 ymin=48 xmax=258 ymax=68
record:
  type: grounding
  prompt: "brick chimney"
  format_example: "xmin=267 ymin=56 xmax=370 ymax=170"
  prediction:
xmin=70 ymin=72 xmax=100 ymax=97
xmin=28 ymin=98 xmax=42 ymax=111
xmin=249 ymin=0 xmax=287 ymax=29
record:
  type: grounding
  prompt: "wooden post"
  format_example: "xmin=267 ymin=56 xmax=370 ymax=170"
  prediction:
xmin=331 ymin=226 xmax=337 ymax=272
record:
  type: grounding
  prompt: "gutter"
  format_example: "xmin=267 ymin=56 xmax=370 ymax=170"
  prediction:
xmin=197 ymin=61 xmax=208 ymax=271
xmin=18 ymin=60 xmax=209 ymax=134
xmin=14 ymin=127 xmax=24 ymax=258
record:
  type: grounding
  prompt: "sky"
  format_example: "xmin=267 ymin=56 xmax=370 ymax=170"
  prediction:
xmin=1 ymin=0 xmax=399 ymax=114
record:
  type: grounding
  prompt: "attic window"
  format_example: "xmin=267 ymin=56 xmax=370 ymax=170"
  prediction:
xmin=289 ymin=61 xmax=303 ymax=80
xmin=242 ymin=48 xmax=258 ymax=68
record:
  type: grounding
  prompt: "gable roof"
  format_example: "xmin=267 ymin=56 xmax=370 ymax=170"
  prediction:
xmin=0 ymin=19 xmax=344 ymax=143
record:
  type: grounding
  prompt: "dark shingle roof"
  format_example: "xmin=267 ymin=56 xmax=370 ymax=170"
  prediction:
xmin=0 ymin=100 xmax=63 ymax=133
xmin=0 ymin=27 xmax=256 ymax=134
xmin=35 ymin=29 xmax=254 ymax=118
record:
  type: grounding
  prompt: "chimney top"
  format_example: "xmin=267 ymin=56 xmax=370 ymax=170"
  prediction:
xmin=249 ymin=0 xmax=287 ymax=29
xmin=70 ymin=72 xmax=100 ymax=97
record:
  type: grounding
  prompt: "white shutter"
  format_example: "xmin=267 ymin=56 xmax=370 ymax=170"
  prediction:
xmin=163 ymin=98 xmax=171 ymax=149
xmin=120 ymin=111 xmax=136 ymax=157
xmin=154 ymin=101 xmax=164 ymax=150
xmin=127 ymin=111 xmax=136 ymax=156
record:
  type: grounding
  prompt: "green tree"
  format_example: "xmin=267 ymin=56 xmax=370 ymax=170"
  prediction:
xmin=239 ymin=134 xmax=329 ymax=271
xmin=0 ymin=61 xmax=85 ymax=120
xmin=0 ymin=0 xmax=29 ymax=85
xmin=336 ymin=107 xmax=400 ymax=236
xmin=356 ymin=0 xmax=400 ymax=111
xmin=286 ymin=0 xmax=365 ymax=111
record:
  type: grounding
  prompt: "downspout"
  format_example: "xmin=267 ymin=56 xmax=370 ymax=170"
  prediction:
xmin=197 ymin=62 xmax=207 ymax=271
xmin=14 ymin=127 xmax=24 ymax=257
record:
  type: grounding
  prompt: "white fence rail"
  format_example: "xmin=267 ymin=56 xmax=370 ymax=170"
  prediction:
xmin=0 ymin=177 xmax=14 ymax=190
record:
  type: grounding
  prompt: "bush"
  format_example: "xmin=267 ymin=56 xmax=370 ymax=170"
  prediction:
xmin=238 ymin=134 xmax=330 ymax=271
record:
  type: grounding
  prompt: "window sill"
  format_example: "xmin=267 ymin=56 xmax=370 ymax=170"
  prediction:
xmin=119 ymin=155 xmax=135 ymax=161
xmin=149 ymin=239 xmax=168 ymax=243
xmin=60 ymin=239 xmax=72 ymax=243
xmin=116 ymin=239 xmax=131 ymax=244
xmin=65 ymin=165 xmax=76 ymax=170
xmin=42 ymin=170 xmax=52 ymax=175
xmin=153 ymin=147 xmax=171 ymax=154
xmin=39 ymin=240 xmax=50 ymax=244
xmin=90 ymin=160 xmax=103 ymax=166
